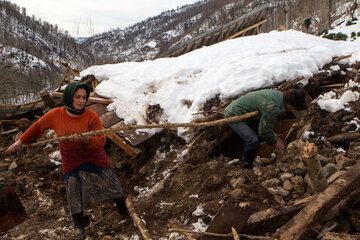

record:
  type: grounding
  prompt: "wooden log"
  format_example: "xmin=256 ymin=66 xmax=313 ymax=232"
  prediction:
xmin=0 ymin=128 xmax=19 ymax=136
xmin=106 ymin=133 xmax=141 ymax=159
xmin=40 ymin=91 xmax=56 ymax=108
xmin=322 ymin=189 xmax=360 ymax=222
xmin=242 ymin=196 xmax=315 ymax=235
xmin=125 ymin=195 xmax=153 ymax=240
xmin=319 ymin=83 xmax=345 ymax=90
xmin=270 ymin=160 xmax=360 ymax=240
xmin=301 ymin=142 xmax=328 ymax=193
xmin=327 ymin=132 xmax=360 ymax=143
xmin=322 ymin=232 xmax=360 ymax=240
xmin=279 ymin=76 xmax=305 ymax=91
xmin=332 ymin=55 xmax=352 ymax=63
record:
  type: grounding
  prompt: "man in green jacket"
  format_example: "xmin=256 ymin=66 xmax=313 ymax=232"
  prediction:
xmin=224 ymin=89 xmax=306 ymax=169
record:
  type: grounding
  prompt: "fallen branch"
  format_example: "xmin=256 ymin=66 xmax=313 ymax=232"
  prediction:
xmin=168 ymin=228 xmax=270 ymax=240
xmin=2 ymin=111 xmax=258 ymax=152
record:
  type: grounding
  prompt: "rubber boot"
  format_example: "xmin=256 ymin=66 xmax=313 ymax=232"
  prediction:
xmin=114 ymin=197 xmax=130 ymax=216
xmin=72 ymin=212 xmax=86 ymax=239
xmin=241 ymin=149 xmax=257 ymax=169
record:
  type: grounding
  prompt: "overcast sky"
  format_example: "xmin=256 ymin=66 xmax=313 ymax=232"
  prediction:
xmin=8 ymin=0 xmax=199 ymax=37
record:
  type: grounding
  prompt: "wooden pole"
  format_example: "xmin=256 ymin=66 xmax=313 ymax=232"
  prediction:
xmin=168 ymin=228 xmax=270 ymax=240
xmin=3 ymin=111 xmax=258 ymax=152
xmin=126 ymin=195 xmax=153 ymax=240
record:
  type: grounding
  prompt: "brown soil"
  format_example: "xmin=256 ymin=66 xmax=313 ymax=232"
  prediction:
xmin=1 ymin=62 xmax=360 ymax=240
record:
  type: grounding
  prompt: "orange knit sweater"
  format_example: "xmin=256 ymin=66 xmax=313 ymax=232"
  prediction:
xmin=20 ymin=107 xmax=106 ymax=148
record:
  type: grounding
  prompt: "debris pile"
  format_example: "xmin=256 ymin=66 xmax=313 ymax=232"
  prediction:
xmin=0 ymin=56 xmax=360 ymax=239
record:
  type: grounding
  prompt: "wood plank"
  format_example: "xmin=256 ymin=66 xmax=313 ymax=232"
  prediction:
xmin=56 ymin=61 xmax=80 ymax=76
xmin=270 ymin=161 xmax=360 ymax=240
xmin=40 ymin=91 xmax=56 ymax=108
xmin=111 ymin=121 xmax=153 ymax=147
xmin=86 ymin=104 xmax=109 ymax=116
xmin=106 ymin=133 xmax=141 ymax=159
xmin=99 ymin=111 xmax=121 ymax=128
xmin=227 ymin=19 xmax=267 ymax=39
xmin=242 ymin=196 xmax=314 ymax=235
xmin=201 ymin=202 xmax=250 ymax=240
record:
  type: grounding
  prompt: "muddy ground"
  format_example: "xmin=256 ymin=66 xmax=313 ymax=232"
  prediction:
xmin=1 ymin=61 xmax=360 ymax=240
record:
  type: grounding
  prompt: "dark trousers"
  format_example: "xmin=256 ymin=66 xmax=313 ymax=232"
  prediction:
xmin=227 ymin=121 xmax=259 ymax=151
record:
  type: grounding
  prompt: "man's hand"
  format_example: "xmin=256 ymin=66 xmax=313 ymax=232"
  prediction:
xmin=7 ymin=139 xmax=24 ymax=153
xmin=274 ymin=140 xmax=285 ymax=151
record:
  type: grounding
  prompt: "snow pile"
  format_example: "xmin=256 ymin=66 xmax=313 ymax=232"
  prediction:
xmin=79 ymin=30 xmax=360 ymax=137
xmin=317 ymin=90 xmax=360 ymax=112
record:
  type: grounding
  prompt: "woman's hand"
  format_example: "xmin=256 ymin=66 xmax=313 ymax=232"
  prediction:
xmin=7 ymin=139 xmax=24 ymax=153
xmin=274 ymin=140 xmax=285 ymax=151
xmin=71 ymin=134 xmax=90 ymax=145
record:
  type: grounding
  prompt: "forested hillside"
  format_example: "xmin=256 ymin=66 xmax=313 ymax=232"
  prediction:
xmin=0 ymin=0 xmax=94 ymax=104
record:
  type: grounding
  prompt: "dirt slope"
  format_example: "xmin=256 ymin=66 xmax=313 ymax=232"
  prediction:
xmin=1 ymin=60 xmax=360 ymax=240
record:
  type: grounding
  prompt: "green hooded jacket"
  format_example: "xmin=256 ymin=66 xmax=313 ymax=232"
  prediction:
xmin=224 ymin=89 xmax=285 ymax=144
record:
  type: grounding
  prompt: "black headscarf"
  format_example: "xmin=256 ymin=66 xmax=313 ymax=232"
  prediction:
xmin=62 ymin=82 xmax=90 ymax=115
xmin=284 ymin=89 xmax=306 ymax=110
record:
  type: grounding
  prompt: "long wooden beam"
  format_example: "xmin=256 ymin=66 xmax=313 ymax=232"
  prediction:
xmin=51 ymin=91 xmax=113 ymax=105
xmin=228 ymin=19 xmax=267 ymax=40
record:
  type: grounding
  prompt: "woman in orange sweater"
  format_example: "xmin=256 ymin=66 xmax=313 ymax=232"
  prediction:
xmin=7 ymin=82 xmax=128 ymax=239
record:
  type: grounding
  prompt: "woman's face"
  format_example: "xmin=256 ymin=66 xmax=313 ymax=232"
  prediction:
xmin=73 ymin=88 xmax=87 ymax=110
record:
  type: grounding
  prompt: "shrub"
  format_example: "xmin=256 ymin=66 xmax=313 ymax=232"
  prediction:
xmin=346 ymin=20 xmax=356 ymax=26
xmin=334 ymin=33 xmax=348 ymax=41
xmin=351 ymin=32 xmax=356 ymax=38
xmin=323 ymin=33 xmax=335 ymax=39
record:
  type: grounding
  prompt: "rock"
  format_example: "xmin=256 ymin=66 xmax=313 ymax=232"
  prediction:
xmin=280 ymin=173 xmax=294 ymax=181
xmin=102 ymin=236 xmax=116 ymax=240
xmin=273 ymin=195 xmax=285 ymax=204
xmin=230 ymin=189 xmax=244 ymax=199
xmin=206 ymin=160 xmax=221 ymax=170
xmin=322 ymin=163 xmax=338 ymax=178
xmin=0 ymin=162 xmax=10 ymax=172
xmin=286 ymin=140 xmax=304 ymax=154
xmin=201 ymin=174 xmax=224 ymax=190
xmin=230 ymin=175 xmax=247 ymax=188
xmin=282 ymin=179 xmax=293 ymax=191
xmin=267 ymin=187 xmax=290 ymax=197
xmin=262 ymin=178 xmax=281 ymax=188
xmin=253 ymin=167 xmax=262 ymax=176
xmin=259 ymin=157 xmax=273 ymax=164
xmin=8 ymin=161 xmax=18 ymax=171
xmin=327 ymin=170 xmax=346 ymax=184
xmin=291 ymin=175 xmax=305 ymax=193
